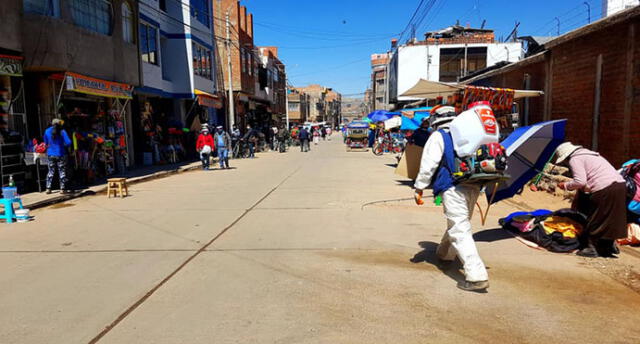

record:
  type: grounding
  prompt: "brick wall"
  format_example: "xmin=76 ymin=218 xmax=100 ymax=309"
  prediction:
xmin=470 ymin=18 xmax=639 ymax=166
xmin=550 ymin=20 xmax=637 ymax=166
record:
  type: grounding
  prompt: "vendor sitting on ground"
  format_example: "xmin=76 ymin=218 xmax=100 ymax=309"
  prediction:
xmin=555 ymin=142 xmax=627 ymax=257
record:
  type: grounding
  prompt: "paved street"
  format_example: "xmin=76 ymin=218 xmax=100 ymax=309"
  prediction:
xmin=2 ymin=137 xmax=640 ymax=344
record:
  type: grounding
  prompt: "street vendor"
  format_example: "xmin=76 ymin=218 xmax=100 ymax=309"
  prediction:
xmin=408 ymin=117 xmax=431 ymax=147
xmin=413 ymin=105 xmax=489 ymax=292
xmin=555 ymin=142 xmax=627 ymax=257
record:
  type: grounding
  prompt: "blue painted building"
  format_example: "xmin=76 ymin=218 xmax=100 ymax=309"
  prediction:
xmin=134 ymin=0 xmax=221 ymax=165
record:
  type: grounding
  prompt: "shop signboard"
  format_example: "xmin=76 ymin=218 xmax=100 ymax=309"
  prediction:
xmin=194 ymin=90 xmax=223 ymax=109
xmin=0 ymin=55 xmax=23 ymax=77
xmin=64 ymin=72 xmax=133 ymax=99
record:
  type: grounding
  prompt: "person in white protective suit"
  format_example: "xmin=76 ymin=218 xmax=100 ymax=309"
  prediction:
xmin=413 ymin=105 xmax=489 ymax=292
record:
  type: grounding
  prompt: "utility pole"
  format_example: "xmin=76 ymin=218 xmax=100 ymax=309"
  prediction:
xmin=225 ymin=11 xmax=235 ymax=129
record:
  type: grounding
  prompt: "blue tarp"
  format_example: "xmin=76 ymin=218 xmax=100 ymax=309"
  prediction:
xmin=400 ymin=111 xmax=430 ymax=131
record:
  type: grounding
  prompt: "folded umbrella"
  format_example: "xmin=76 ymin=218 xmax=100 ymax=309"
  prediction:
xmin=487 ymin=119 xmax=567 ymax=204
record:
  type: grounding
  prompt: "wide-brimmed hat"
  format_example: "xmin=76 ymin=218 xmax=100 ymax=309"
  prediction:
xmin=555 ymin=142 xmax=582 ymax=164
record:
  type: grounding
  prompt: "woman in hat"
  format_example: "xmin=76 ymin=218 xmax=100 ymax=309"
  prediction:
xmin=555 ymin=142 xmax=627 ymax=257
xmin=196 ymin=127 xmax=214 ymax=170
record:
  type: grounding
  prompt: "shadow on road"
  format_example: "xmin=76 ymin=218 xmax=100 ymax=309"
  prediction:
xmin=473 ymin=228 xmax=513 ymax=242
xmin=410 ymin=241 xmax=465 ymax=284
xmin=394 ymin=180 xmax=414 ymax=188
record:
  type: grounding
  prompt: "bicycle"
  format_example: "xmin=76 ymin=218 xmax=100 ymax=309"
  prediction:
xmin=232 ymin=139 xmax=249 ymax=159
xmin=372 ymin=136 xmax=403 ymax=156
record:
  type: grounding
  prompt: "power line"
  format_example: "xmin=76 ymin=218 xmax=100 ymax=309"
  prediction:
xmin=398 ymin=0 xmax=428 ymax=44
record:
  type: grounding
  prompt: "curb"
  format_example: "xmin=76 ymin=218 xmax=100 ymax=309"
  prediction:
xmin=25 ymin=163 xmax=202 ymax=210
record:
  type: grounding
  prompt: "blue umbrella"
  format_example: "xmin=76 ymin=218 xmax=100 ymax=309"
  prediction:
xmin=488 ymin=119 xmax=567 ymax=204
xmin=367 ymin=110 xmax=399 ymax=123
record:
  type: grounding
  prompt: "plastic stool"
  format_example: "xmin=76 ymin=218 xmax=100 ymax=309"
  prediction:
xmin=0 ymin=198 xmax=24 ymax=224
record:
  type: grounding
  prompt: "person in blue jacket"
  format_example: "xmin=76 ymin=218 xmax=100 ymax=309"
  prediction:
xmin=43 ymin=118 xmax=71 ymax=194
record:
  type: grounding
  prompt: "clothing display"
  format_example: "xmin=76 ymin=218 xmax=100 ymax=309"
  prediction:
xmin=500 ymin=209 xmax=587 ymax=253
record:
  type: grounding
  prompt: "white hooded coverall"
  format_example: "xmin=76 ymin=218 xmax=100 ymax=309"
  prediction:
xmin=414 ymin=128 xmax=489 ymax=282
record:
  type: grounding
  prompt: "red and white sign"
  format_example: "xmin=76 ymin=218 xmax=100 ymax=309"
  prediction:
xmin=475 ymin=107 xmax=497 ymax=135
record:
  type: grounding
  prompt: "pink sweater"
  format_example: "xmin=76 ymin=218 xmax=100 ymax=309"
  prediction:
xmin=565 ymin=149 xmax=624 ymax=193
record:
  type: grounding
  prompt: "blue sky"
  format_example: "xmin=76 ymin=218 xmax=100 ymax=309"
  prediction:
xmin=246 ymin=0 xmax=602 ymax=96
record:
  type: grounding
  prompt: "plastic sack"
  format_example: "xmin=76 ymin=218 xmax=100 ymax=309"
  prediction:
xmin=618 ymin=223 xmax=640 ymax=246
xmin=200 ymin=145 xmax=212 ymax=154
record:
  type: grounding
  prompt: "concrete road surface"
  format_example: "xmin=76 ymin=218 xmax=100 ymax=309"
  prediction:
xmin=2 ymin=137 xmax=640 ymax=344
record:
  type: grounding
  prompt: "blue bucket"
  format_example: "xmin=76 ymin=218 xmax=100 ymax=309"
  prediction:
xmin=2 ymin=187 xmax=17 ymax=199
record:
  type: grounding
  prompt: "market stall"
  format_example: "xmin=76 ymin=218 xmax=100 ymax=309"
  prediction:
xmin=0 ymin=54 xmax=29 ymax=189
xmin=400 ymin=79 xmax=543 ymax=137
xmin=46 ymin=72 xmax=133 ymax=186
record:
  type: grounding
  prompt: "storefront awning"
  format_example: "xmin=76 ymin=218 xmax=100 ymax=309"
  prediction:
xmin=194 ymin=89 xmax=223 ymax=109
xmin=400 ymin=80 xmax=464 ymax=98
xmin=0 ymin=54 xmax=23 ymax=77
xmin=57 ymin=72 xmax=133 ymax=99
xmin=400 ymin=79 xmax=543 ymax=99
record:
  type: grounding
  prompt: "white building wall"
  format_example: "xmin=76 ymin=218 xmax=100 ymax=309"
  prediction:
xmin=602 ymin=0 xmax=639 ymax=17
xmin=396 ymin=45 xmax=430 ymax=101
xmin=394 ymin=42 xmax=522 ymax=101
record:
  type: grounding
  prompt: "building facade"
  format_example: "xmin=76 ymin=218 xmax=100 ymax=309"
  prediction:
xmin=388 ymin=25 xmax=522 ymax=106
xmin=1 ymin=0 xmax=141 ymax=190
xmin=135 ymin=0 xmax=221 ymax=166
xmin=325 ymin=90 xmax=342 ymax=128
xmin=287 ymin=89 xmax=309 ymax=126
xmin=296 ymin=84 xmax=327 ymax=123
xmin=214 ymin=0 xmax=256 ymax=130
xmin=254 ymin=47 xmax=286 ymax=126
xmin=370 ymin=53 xmax=391 ymax=111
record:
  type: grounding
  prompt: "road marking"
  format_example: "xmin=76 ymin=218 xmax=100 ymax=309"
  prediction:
xmin=88 ymin=165 xmax=301 ymax=344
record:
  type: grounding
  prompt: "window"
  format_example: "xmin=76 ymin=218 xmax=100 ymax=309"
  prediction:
xmin=241 ymin=49 xmax=246 ymax=73
xmin=121 ymin=2 xmax=134 ymax=43
xmin=140 ymin=22 xmax=158 ymax=64
xmin=190 ymin=0 xmax=210 ymax=27
xmin=70 ymin=0 xmax=113 ymax=35
xmin=192 ymin=42 xmax=212 ymax=79
xmin=159 ymin=0 xmax=166 ymax=12
xmin=288 ymin=103 xmax=300 ymax=112
xmin=24 ymin=0 xmax=59 ymax=16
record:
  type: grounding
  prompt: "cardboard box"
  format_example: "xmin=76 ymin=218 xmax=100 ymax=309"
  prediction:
xmin=395 ymin=144 xmax=423 ymax=180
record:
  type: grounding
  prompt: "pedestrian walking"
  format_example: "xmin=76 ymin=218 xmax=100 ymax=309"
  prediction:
xmin=556 ymin=142 xmax=627 ymax=257
xmin=43 ymin=118 xmax=71 ymax=194
xmin=321 ymin=126 xmax=327 ymax=141
xmin=277 ymin=126 xmax=289 ymax=153
xmin=214 ymin=126 xmax=231 ymax=169
xmin=299 ymin=127 xmax=310 ymax=152
xmin=313 ymin=127 xmax=320 ymax=145
xmin=243 ymin=125 xmax=258 ymax=158
xmin=196 ymin=127 xmax=214 ymax=170
xmin=413 ymin=106 xmax=489 ymax=292
xmin=326 ymin=127 xmax=332 ymax=140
